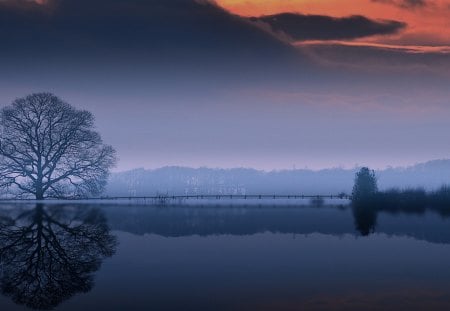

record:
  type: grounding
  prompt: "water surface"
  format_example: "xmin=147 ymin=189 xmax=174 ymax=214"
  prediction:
xmin=1 ymin=203 xmax=450 ymax=310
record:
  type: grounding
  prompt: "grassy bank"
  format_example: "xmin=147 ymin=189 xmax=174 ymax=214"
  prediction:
xmin=354 ymin=186 xmax=450 ymax=216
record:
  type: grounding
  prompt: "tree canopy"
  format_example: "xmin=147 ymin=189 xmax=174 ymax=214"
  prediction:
xmin=352 ymin=167 xmax=378 ymax=203
xmin=0 ymin=93 xmax=116 ymax=199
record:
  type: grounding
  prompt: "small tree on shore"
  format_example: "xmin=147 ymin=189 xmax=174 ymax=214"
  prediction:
xmin=0 ymin=93 xmax=116 ymax=199
xmin=352 ymin=167 xmax=378 ymax=203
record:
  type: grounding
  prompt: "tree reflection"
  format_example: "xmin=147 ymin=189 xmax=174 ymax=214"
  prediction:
xmin=0 ymin=204 xmax=117 ymax=310
xmin=352 ymin=202 xmax=377 ymax=236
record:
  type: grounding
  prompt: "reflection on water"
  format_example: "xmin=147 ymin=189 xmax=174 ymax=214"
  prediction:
xmin=352 ymin=200 xmax=450 ymax=237
xmin=0 ymin=204 xmax=116 ymax=310
xmin=352 ymin=204 xmax=378 ymax=236
xmin=0 ymin=203 xmax=450 ymax=310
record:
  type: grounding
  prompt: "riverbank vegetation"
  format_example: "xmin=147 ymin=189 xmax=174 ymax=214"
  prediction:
xmin=352 ymin=167 xmax=450 ymax=215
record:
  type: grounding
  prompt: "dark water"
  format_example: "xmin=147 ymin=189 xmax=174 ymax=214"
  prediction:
xmin=1 ymin=203 xmax=450 ymax=310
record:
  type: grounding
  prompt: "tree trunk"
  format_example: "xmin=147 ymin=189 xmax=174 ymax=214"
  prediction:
xmin=35 ymin=179 xmax=44 ymax=200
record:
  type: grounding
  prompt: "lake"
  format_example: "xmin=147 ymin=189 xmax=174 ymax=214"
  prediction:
xmin=1 ymin=202 xmax=450 ymax=310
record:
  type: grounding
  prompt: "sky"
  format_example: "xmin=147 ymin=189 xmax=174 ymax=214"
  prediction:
xmin=0 ymin=0 xmax=450 ymax=171
xmin=218 ymin=0 xmax=450 ymax=50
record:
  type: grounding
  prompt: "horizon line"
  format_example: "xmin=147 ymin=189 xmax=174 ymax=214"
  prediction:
xmin=111 ymin=158 xmax=450 ymax=174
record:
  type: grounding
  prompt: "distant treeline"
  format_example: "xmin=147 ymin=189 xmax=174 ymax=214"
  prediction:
xmin=107 ymin=159 xmax=450 ymax=197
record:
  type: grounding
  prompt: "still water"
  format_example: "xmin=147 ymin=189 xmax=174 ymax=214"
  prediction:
xmin=1 ymin=203 xmax=450 ymax=310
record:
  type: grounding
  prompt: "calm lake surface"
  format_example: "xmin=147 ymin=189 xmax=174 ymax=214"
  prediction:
xmin=1 ymin=202 xmax=450 ymax=310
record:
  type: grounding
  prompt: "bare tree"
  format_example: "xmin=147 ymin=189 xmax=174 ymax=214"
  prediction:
xmin=0 ymin=93 xmax=116 ymax=199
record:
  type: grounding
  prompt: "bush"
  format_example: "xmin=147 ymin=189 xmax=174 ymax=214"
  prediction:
xmin=352 ymin=167 xmax=378 ymax=203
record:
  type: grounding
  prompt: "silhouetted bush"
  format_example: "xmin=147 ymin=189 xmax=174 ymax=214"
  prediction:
xmin=353 ymin=185 xmax=450 ymax=218
xmin=351 ymin=180 xmax=450 ymax=235
xmin=351 ymin=167 xmax=378 ymax=204
xmin=428 ymin=185 xmax=450 ymax=216
xmin=375 ymin=188 xmax=427 ymax=214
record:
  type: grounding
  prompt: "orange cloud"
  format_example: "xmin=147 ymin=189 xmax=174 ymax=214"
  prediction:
xmin=297 ymin=40 xmax=450 ymax=53
xmin=217 ymin=0 xmax=450 ymax=48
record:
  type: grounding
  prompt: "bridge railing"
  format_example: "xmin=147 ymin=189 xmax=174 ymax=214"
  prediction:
xmin=0 ymin=194 xmax=352 ymax=202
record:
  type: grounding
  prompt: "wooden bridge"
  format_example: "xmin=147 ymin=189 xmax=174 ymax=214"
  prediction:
xmin=0 ymin=194 xmax=351 ymax=203
xmin=70 ymin=194 xmax=351 ymax=201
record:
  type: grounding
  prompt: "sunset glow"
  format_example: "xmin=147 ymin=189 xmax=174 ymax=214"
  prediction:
xmin=217 ymin=0 xmax=450 ymax=49
xmin=1 ymin=0 xmax=450 ymax=170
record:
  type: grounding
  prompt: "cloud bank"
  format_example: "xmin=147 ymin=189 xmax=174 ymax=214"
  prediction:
xmin=371 ymin=0 xmax=428 ymax=9
xmin=250 ymin=13 xmax=406 ymax=41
